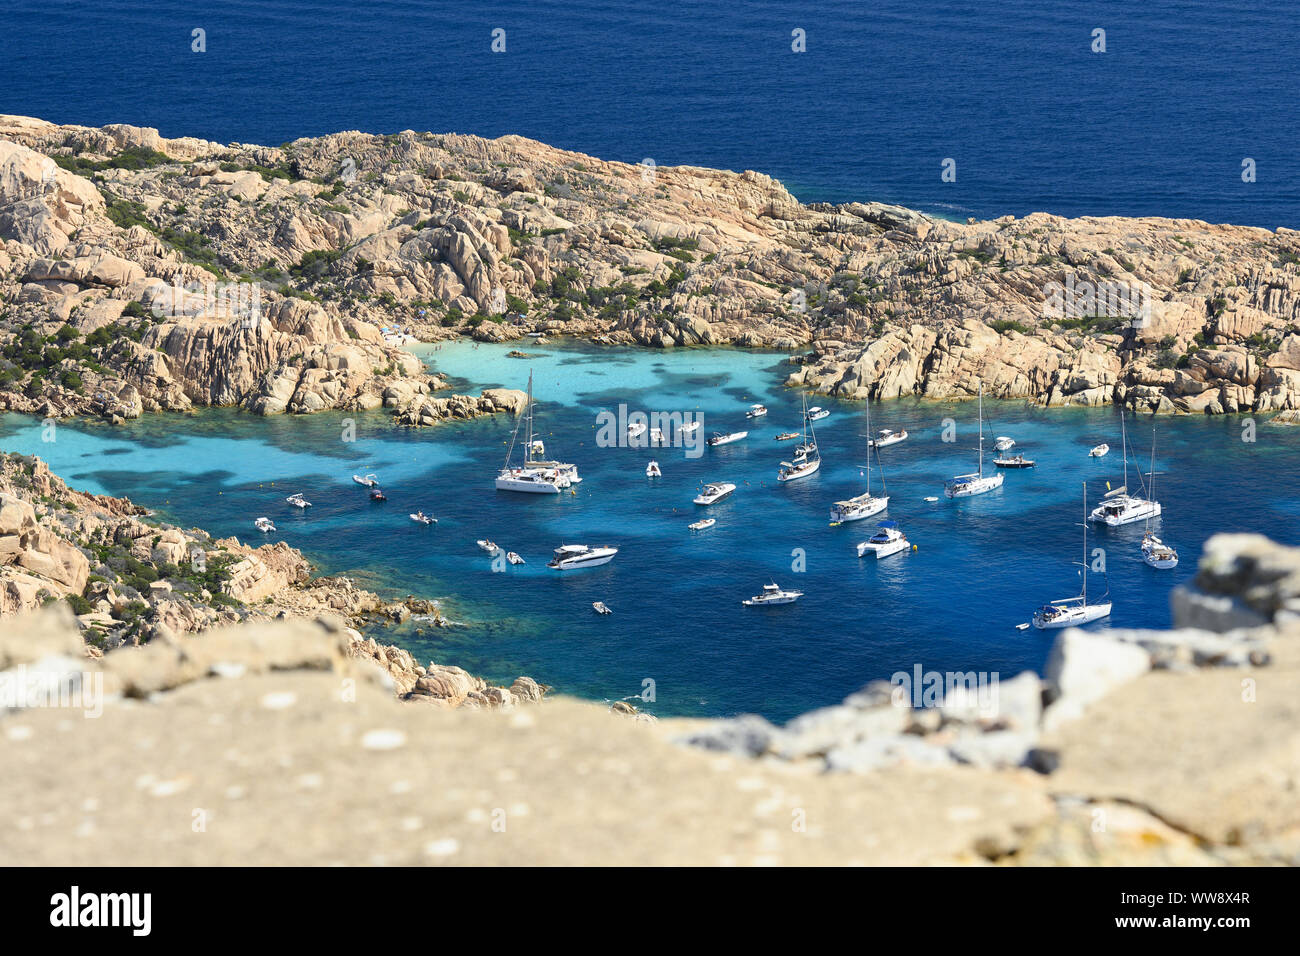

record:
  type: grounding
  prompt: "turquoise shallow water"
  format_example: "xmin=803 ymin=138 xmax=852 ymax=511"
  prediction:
xmin=3 ymin=339 xmax=1299 ymax=721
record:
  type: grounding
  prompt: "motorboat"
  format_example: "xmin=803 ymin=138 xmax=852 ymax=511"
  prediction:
xmin=774 ymin=431 xmax=800 ymax=442
xmin=693 ymin=482 xmax=736 ymax=505
xmin=869 ymin=428 xmax=907 ymax=448
xmin=688 ymin=518 xmax=716 ymax=531
xmin=254 ymin=517 xmax=276 ymax=533
xmin=805 ymin=406 xmax=830 ymax=422
xmin=993 ymin=436 xmax=1015 ymax=452
xmin=650 ymin=427 xmax=665 ymax=446
xmin=1088 ymin=410 xmax=1160 ymax=526
xmin=780 ymin=395 xmax=822 ymax=482
xmin=742 ymin=582 xmax=803 ymax=606
xmin=369 ymin=488 xmax=386 ymax=501
xmin=285 ymin=493 xmax=311 ymax=509
xmin=1089 ymin=443 xmax=1110 ymax=457
xmin=829 ymin=398 xmax=888 ymax=524
xmin=352 ymin=473 xmax=378 ymax=487
xmin=943 ymin=386 xmax=1004 ymax=499
xmin=679 ymin=421 xmax=701 ymax=435
xmin=1032 ymin=482 xmax=1112 ymax=629
xmin=506 ymin=551 xmax=526 ymax=565
xmin=1142 ymin=533 xmax=1179 ymax=569
xmin=496 ymin=371 xmax=579 ymax=493
xmin=707 ymin=431 xmax=748 ymax=447
xmin=477 ymin=539 xmax=501 ymax=554
xmin=592 ymin=601 xmax=612 ymax=615
xmin=547 ymin=544 xmax=619 ymax=570
xmin=646 ymin=460 xmax=662 ymax=478
xmin=409 ymin=511 xmax=437 ymax=525
xmin=627 ymin=422 xmax=648 ymax=442
xmin=994 ymin=454 xmax=1036 ymax=468
xmin=746 ymin=404 xmax=768 ymax=419
xmin=856 ymin=521 xmax=910 ymax=559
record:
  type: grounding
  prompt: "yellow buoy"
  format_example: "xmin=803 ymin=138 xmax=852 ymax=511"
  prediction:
xmin=912 ymin=544 xmax=918 ymax=551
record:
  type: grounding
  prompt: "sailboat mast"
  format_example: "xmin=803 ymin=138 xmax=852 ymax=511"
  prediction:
xmin=1081 ymin=481 xmax=1088 ymax=604
xmin=1120 ymin=406 xmax=1129 ymax=492
xmin=865 ymin=398 xmax=871 ymax=495
xmin=977 ymin=385 xmax=985 ymax=478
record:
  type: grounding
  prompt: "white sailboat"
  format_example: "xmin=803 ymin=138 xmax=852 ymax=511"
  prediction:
xmin=829 ymin=399 xmax=888 ymax=524
xmin=1140 ymin=432 xmax=1178 ymax=568
xmin=779 ymin=394 xmax=821 ymax=483
xmin=943 ymin=385 xmax=1004 ymax=498
xmin=1089 ymin=409 xmax=1160 ymax=526
xmin=495 ymin=371 xmax=575 ymax=494
xmin=1032 ymin=482 xmax=1112 ymax=629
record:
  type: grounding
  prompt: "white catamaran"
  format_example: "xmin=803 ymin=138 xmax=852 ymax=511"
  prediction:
xmin=829 ymin=399 xmax=888 ymax=524
xmin=495 ymin=371 xmax=581 ymax=494
xmin=1089 ymin=408 xmax=1160 ymax=526
xmin=944 ymin=385 xmax=1004 ymax=499
xmin=1032 ymin=482 xmax=1113 ymax=629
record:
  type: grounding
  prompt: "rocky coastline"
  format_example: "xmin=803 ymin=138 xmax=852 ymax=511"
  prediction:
xmin=1 ymin=114 xmax=1299 ymax=424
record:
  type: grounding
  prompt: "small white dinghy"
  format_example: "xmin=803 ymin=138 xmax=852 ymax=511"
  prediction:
xmin=627 ymin=422 xmax=648 ymax=442
xmin=254 ymin=517 xmax=276 ymax=533
xmin=746 ymin=404 xmax=768 ymax=419
xmin=650 ymin=427 xmax=665 ymax=446
xmin=994 ymin=436 xmax=1015 ymax=452
xmin=506 ymin=551 xmax=525 ymax=565
xmin=688 ymin=518 xmax=716 ymax=531
xmin=646 ymin=460 xmax=662 ymax=478
xmin=285 ymin=493 xmax=311 ymax=509
xmin=869 ymin=428 xmax=908 ymax=448
xmin=352 ymin=473 xmax=378 ymax=487
xmin=409 ymin=511 xmax=437 ymax=525
xmin=477 ymin=539 xmax=501 ymax=554
xmin=805 ymin=406 xmax=830 ymax=422
xmin=592 ymin=601 xmax=612 ymax=615
xmin=1089 ymin=443 xmax=1110 ymax=457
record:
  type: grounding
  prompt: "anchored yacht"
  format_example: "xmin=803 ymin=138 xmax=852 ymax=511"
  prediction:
xmin=805 ymin=406 xmax=830 ymax=422
xmin=944 ymin=386 xmax=1004 ymax=498
xmin=779 ymin=395 xmax=821 ymax=482
xmin=285 ymin=493 xmax=311 ymax=509
xmin=829 ymin=398 xmax=888 ymax=523
xmin=869 ymin=428 xmax=907 ymax=448
xmin=547 ymin=544 xmax=619 ymax=570
xmin=746 ymin=404 xmax=768 ymax=419
xmin=1089 ymin=410 xmax=1160 ymax=526
xmin=708 ymin=431 xmax=748 ymax=447
xmin=742 ymin=582 xmax=803 ymax=606
xmin=694 ymin=482 xmax=736 ymax=505
xmin=254 ymin=517 xmax=276 ymax=533
xmin=1032 ymin=482 xmax=1112 ymax=629
xmin=496 ymin=371 xmax=578 ymax=494
xmin=1140 ymin=434 xmax=1178 ymax=568
xmin=856 ymin=520 xmax=910 ymax=559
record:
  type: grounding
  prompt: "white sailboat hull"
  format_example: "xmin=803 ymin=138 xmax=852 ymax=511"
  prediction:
xmin=857 ymin=537 xmax=909 ymax=559
xmin=830 ymin=494 xmax=888 ymax=523
xmin=1089 ymin=497 xmax=1160 ymax=526
xmin=1033 ymin=601 xmax=1112 ymax=629
xmin=944 ymin=473 xmax=1004 ymax=498
xmin=495 ymin=470 xmax=563 ymax=494
xmin=778 ymin=459 xmax=821 ymax=483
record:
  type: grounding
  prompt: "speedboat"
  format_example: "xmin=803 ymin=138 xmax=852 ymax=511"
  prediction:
xmin=746 ymin=404 xmax=768 ymax=419
xmin=856 ymin=521 xmax=910 ymax=559
xmin=694 ymin=482 xmax=736 ymax=505
xmin=869 ymin=428 xmax=907 ymax=448
xmin=1141 ymin=533 xmax=1179 ymax=569
xmin=650 ymin=427 xmax=665 ymax=446
xmin=994 ymin=436 xmax=1015 ymax=452
xmin=774 ymin=432 xmax=800 ymax=442
xmin=496 ymin=371 xmax=580 ymax=493
xmin=742 ymin=582 xmax=803 ymax=606
xmin=285 ymin=493 xmax=311 ymax=509
xmin=506 ymin=551 xmax=526 ymax=565
xmin=679 ymin=421 xmax=701 ymax=435
xmin=409 ymin=511 xmax=437 ymax=525
xmin=477 ymin=539 xmax=501 ymax=554
xmin=943 ymin=385 xmax=1003 ymax=499
xmin=1089 ymin=443 xmax=1110 ymax=457
xmin=627 ymin=422 xmax=648 ymax=442
xmin=352 ymin=473 xmax=378 ymax=487
xmin=994 ymin=454 xmax=1036 ymax=468
xmin=254 ymin=517 xmax=276 ymax=533
xmin=1032 ymin=482 xmax=1112 ymax=629
xmin=369 ymin=488 xmax=386 ymax=501
xmin=547 ymin=544 xmax=619 ymax=570
xmin=707 ymin=431 xmax=748 ymax=447
xmin=830 ymin=397 xmax=888 ymax=523
xmin=688 ymin=518 xmax=716 ymax=531
xmin=646 ymin=460 xmax=662 ymax=478
xmin=1088 ymin=411 xmax=1159 ymax=526
xmin=592 ymin=601 xmax=612 ymax=615
xmin=805 ymin=406 xmax=830 ymax=422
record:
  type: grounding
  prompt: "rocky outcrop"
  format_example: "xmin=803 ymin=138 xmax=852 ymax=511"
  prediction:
xmin=392 ymin=387 xmax=527 ymax=427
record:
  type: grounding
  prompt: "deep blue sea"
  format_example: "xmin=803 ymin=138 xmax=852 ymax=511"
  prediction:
xmin=3 ymin=341 xmax=1298 ymax=720
xmin=3 ymin=0 xmax=1299 ymax=227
